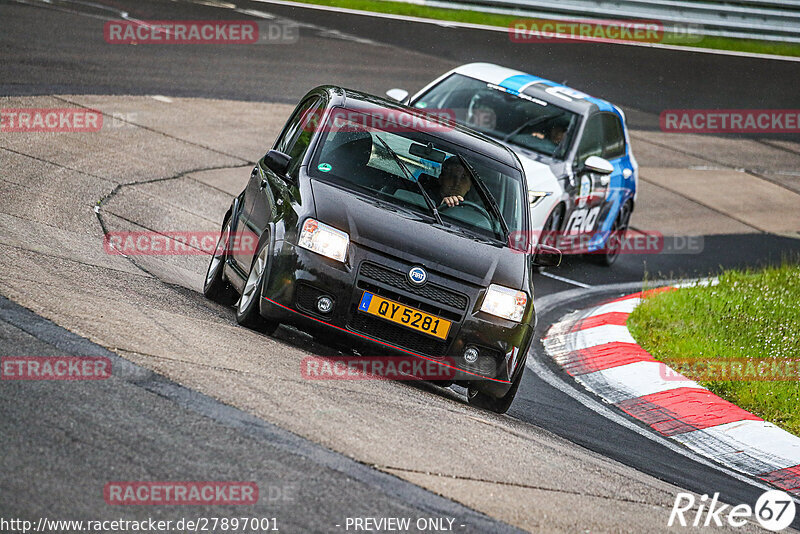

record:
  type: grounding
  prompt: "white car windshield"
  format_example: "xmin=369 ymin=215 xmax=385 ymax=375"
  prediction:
xmin=412 ymin=73 xmax=580 ymax=159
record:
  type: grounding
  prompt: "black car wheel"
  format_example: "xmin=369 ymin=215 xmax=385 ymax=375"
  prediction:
xmin=203 ymin=216 xmax=238 ymax=305
xmin=466 ymin=357 xmax=525 ymax=414
xmin=235 ymin=242 xmax=279 ymax=335
xmin=591 ymin=201 xmax=632 ymax=267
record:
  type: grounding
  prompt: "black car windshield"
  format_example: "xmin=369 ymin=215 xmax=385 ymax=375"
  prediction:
xmin=411 ymin=73 xmax=580 ymax=159
xmin=308 ymin=107 xmax=525 ymax=242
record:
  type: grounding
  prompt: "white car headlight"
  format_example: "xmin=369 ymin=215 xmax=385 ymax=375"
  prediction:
xmin=480 ymin=284 xmax=528 ymax=322
xmin=298 ymin=219 xmax=349 ymax=263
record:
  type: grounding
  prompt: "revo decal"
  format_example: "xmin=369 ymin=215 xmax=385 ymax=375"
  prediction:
xmin=565 ymin=206 xmax=600 ymax=233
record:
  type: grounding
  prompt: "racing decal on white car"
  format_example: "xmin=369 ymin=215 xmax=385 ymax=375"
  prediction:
xmin=565 ymin=206 xmax=600 ymax=234
xmin=543 ymin=85 xmax=590 ymax=102
xmin=577 ymin=175 xmax=592 ymax=208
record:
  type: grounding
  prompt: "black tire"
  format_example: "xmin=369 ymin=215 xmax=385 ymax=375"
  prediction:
xmin=467 ymin=360 xmax=525 ymax=414
xmin=235 ymin=241 xmax=279 ymax=335
xmin=590 ymin=201 xmax=632 ymax=267
xmin=203 ymin=215 xmax=238 ymax=305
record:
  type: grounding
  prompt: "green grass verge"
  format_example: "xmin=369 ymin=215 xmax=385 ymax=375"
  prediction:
xmin=287 ymin=0 xmax=800 ymax=57
xmin=628 ymin=264 xmax=800 ymax=436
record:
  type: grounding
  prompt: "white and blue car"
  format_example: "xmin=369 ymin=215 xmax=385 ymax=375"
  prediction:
xmin=387 ymin=63 xmax=638 ymax=265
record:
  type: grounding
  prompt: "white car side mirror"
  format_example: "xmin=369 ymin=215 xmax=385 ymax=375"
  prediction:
xmin=583 ymin=155 xmax=614 ymax=175
xmin=385 ymin=88 xmax=409 ymax=102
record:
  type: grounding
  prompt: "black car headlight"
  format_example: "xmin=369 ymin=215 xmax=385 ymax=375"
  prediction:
xmin=298 ymin=218 xmax=349 ymax=263
xmin=480 ymin=284 xmax=528 ymax=322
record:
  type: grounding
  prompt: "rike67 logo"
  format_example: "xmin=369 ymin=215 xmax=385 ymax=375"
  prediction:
xmin=669 ymin=490 xmax=796 ymax=531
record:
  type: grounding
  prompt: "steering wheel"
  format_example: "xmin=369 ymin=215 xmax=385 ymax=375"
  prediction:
xmin=439 ymin=200 xmax=495 ymax=226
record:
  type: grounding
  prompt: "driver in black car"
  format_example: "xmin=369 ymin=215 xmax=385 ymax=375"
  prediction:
xmin=429 ymin=157 xmax=472 ymax=208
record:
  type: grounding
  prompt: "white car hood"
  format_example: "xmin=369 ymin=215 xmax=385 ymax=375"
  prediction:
xmin=517 ymin=155 xmax=560 ymax=193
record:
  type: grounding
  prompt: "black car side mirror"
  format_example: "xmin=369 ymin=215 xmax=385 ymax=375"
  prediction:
xmin=263 ymin=150 xmax=292 ymax=181
xmin=532 ymin=244 xmax=562 ymax=268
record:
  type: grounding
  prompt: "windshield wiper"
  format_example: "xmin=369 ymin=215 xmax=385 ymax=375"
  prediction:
xmin=374 ymin=135 xmax=444 ymax=225
xmin=456 ymin=153 xmax=510 ymax=241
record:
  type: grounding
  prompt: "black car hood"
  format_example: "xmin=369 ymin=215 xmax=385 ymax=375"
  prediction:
xmin=310 ymin=179 xmax=525 ymax=288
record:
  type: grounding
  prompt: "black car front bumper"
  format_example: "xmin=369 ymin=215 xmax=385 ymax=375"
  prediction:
xmin=259 ymin=240 xmax=533 ymax=396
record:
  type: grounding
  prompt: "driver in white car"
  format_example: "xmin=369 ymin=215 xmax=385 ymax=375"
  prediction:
xmin=531 ymin=122 xmax=568 ymax=152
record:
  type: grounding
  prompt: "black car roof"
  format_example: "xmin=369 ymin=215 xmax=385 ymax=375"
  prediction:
xmin=310 ymin=86 xmax=522 ymax=170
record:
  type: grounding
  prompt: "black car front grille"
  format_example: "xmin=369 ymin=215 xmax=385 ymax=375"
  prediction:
xmin=349 ymin=310 xmax=449 ymax=358
xmin=359 ymin=262 xmax=468 ymax=311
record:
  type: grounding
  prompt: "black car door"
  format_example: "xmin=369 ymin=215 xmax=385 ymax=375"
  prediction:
xmin=236 ymin=96 xmax=324 ymax=274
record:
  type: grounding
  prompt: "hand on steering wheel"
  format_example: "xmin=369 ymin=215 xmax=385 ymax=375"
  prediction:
xmin=441 ymin=195 xmax=464 ymax=208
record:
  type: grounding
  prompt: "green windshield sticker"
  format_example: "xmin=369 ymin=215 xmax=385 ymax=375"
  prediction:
xmin=317 ymin=163 xmax=332 ymax=172
xmin=416 ymin=102 xmax=428 ymax=108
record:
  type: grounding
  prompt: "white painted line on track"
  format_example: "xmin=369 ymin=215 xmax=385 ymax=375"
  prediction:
xmin=577 ymin=361 xmax=702 ymax=403
xmin=586 ymin=297 xmax=642 ymax=316
xmin=545 ymin=324 xmax=636 ymax=355
xmin=674 ymin=421 xmax=800 ymax=473
xmin=524 ymin=355 xmax=786 ymax=499
xmin=542 ymin=281 xmax=800 ymax=500
xmin=236 ymin=8 xmax=276 ymax=19
xmin=532 ymin=280 xmax=800 ymax=504
xmin=248 ymin=0 xmax=800 ymax=62
xmin=539 ymin=270 xmax=592 ymax=289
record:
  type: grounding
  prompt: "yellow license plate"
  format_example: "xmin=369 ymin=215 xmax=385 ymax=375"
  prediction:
xmin=357 ymin=291 xmax=451 ymax=340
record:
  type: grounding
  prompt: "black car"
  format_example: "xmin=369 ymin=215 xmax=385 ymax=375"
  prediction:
xmin=203 ymin=86 xmax=559 ymax=413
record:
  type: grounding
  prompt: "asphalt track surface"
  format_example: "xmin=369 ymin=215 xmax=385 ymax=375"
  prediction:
xmin=0 ymin=295 xmax=517 ymax=533
xmin=2 ymin=0 xmax=800 ymax=531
